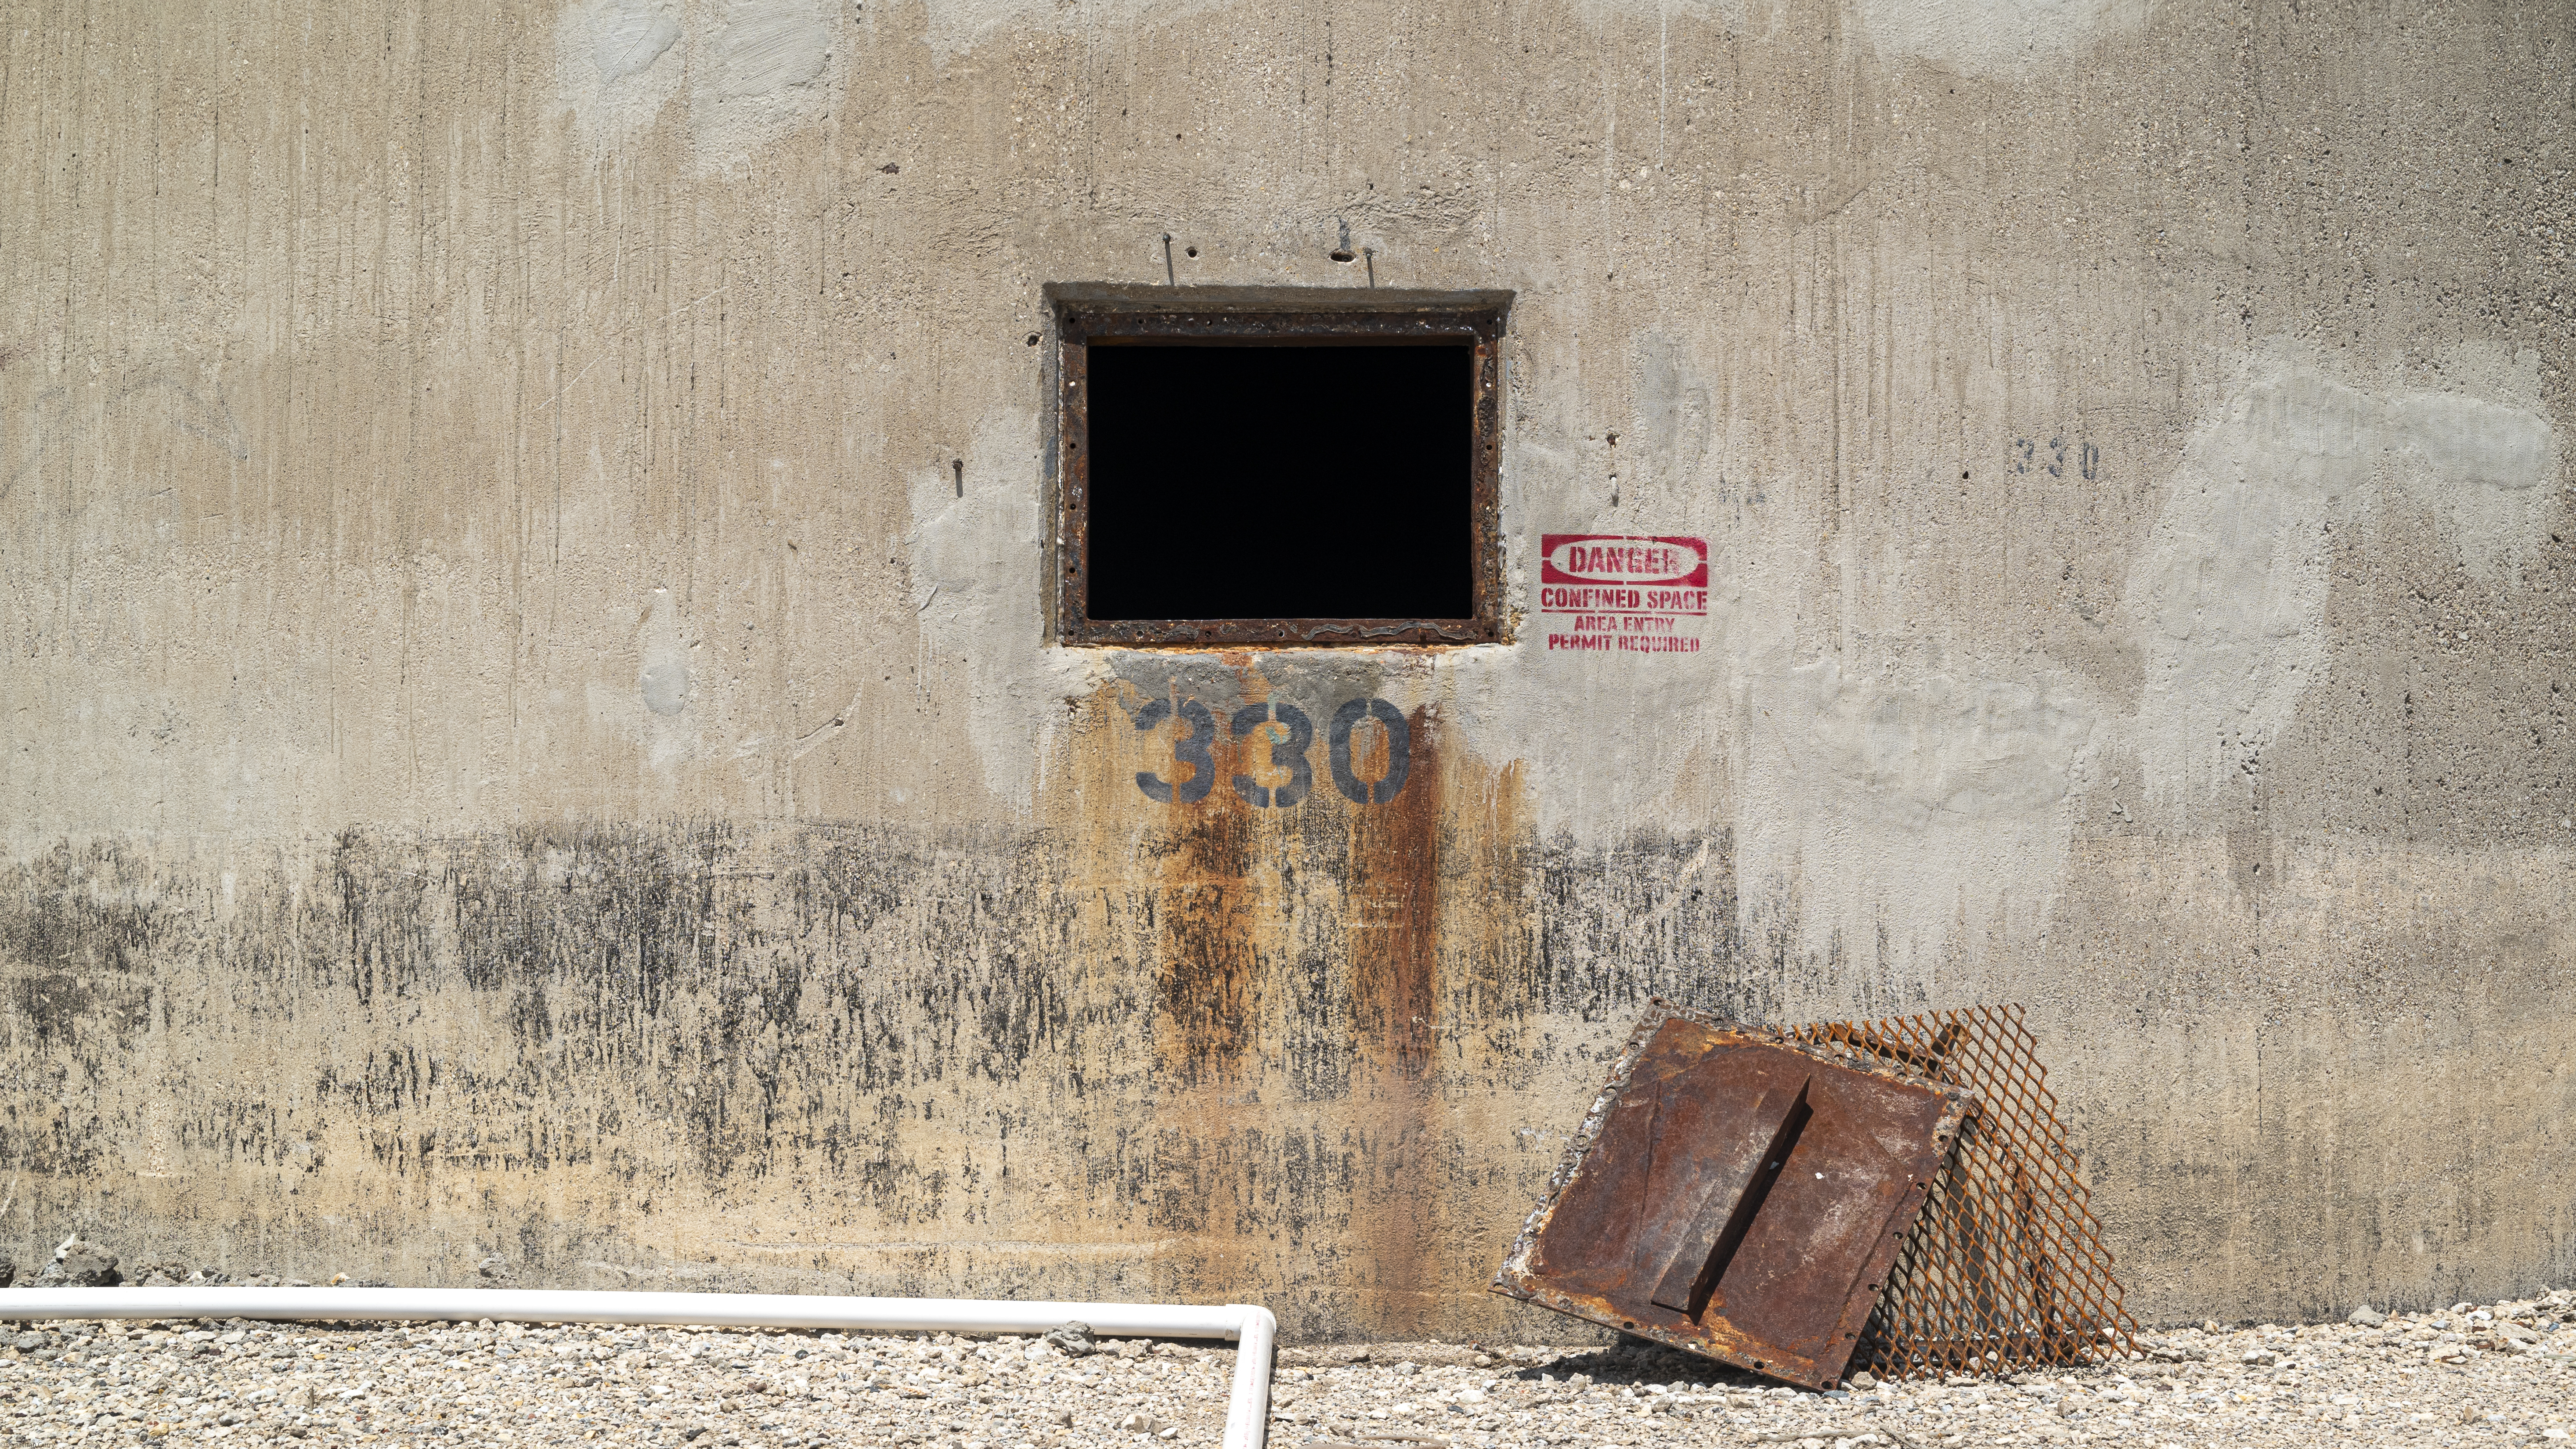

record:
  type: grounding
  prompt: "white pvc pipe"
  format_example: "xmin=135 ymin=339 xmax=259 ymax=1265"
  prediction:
xmin=0 ymin=1288 xmax=1277 ymax=1449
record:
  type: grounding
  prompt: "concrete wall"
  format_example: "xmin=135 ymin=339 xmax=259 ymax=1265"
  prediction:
xmin=3 ymin=0 xmax=2571 ymax=1338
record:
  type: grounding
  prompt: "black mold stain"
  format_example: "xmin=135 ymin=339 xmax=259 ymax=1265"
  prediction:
xmin=0 ymin=819 xmax=1740 ymax=1338
xmin=0 ymin=844 xmax=164 ymax=973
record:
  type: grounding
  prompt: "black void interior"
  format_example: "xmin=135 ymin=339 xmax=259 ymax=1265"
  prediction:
xmin=1082 ymin=342 xmax=1475 ymax=622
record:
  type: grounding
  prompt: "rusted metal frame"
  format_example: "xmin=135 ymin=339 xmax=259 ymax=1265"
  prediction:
xmin=1489 ymin=998 xmax=1977 ymax=1390
xmin=1071 ymin=616 xmax=1491 ymax=648
xmin=1049 ymin=288 xmax=1510 ymax=649
xmin=1082 ymin=312 xmax=1492 ymax=344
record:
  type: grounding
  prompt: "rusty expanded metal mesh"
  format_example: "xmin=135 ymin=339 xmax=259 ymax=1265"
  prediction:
xmin=1789 ymin=1004 xmax=2139 ymax=1379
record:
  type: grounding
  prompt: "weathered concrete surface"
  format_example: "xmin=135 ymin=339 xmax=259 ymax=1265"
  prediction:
xmin=2 ymin=0 xmax=2571 ymax=1339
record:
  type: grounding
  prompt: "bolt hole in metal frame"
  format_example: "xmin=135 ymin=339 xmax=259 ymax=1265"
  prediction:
xmin=1045 ymin=284 xmax=1512 ymax=648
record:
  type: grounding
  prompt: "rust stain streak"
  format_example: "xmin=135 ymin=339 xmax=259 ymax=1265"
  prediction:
xmin=1349 ymin=703 xmax=1441 ymax=1077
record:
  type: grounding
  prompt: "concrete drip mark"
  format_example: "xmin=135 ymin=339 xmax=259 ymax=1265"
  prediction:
xmin=790 ymin=673 xmax=873 ymax=760
xmin=0 ymin=387 xmax=74 ymax=501
xmin=123 ymin=376 xmax=250 ymax=461
xmin=538 ymin=287 xmax=725 ymax=410
xmin=789 ymin=716 xmax=847 ymax=759
xmin=4 ymin=376 xmax=246 ymax=502
xmin=1364 ymin=247 xmax=1376 ymax=288
xmin=952 ymin=459 xmax=963 ymax=497
xmin=1633 ymin=838 xmax=1714 ymax=932
xmin=1162 ymin=234 xmax=1176 ymax=286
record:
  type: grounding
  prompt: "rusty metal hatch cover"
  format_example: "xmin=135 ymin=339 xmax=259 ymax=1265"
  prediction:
xmin=1490 ymin=1000 xmax=1977 ymax=1389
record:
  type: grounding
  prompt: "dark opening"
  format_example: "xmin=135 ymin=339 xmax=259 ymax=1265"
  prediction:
xmin=1082 ymin=343 xmax=1475 ymax=622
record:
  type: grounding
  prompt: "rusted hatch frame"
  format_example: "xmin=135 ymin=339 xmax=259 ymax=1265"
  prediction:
xmin=1490 ymin=1000 xmax=1977 ymax=1389
xmin=1045 ymin=283 xmax=1512 ymax=648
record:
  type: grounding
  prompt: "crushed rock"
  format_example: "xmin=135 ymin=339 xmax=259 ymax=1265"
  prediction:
xmin=1 ymin=1290 xmax=2572 ymax=1447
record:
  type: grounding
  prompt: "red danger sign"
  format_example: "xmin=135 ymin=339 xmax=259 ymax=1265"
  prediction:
xmin=1538 ymin=533 xmax=1708 ymax=654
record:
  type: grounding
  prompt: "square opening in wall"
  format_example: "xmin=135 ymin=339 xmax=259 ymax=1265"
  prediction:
xmin=1051 ymin=286 xmax=1509 ymax=647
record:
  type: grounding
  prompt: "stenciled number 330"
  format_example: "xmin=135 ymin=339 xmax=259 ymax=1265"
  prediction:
xmin=1133 ymin=696 xmax=1411 ymax=807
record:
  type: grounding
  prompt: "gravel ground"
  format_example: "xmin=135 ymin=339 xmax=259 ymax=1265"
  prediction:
xmin=4 ymin=1289 xmax=2573 ymax=1449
